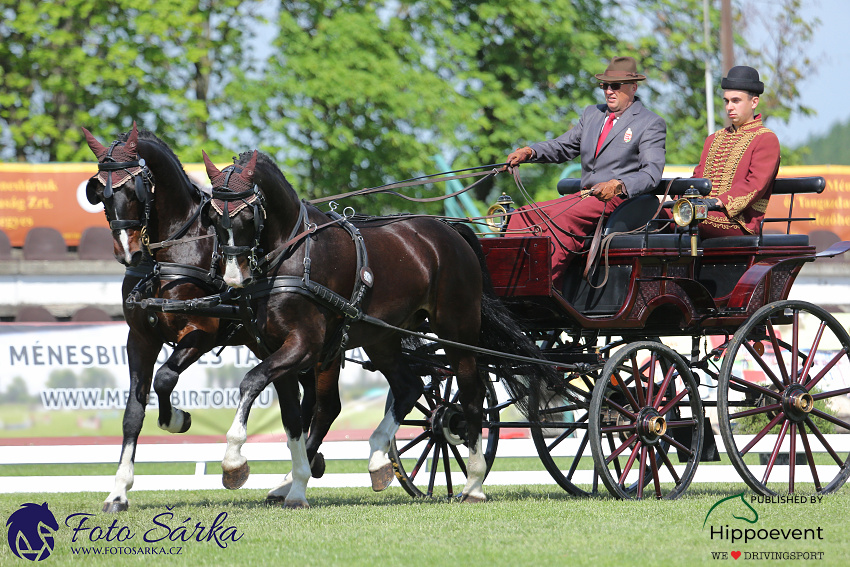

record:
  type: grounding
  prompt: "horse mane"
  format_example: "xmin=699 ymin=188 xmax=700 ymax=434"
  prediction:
xmin=233 ymin=150 xmax=297 ymax=199
xmin=118 ymin=128 xmax=206 ymax=194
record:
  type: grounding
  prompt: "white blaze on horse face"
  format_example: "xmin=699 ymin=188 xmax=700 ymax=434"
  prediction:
xmin=222 ymin=228 xmax=244 ymax=287
xmin=119 ymin=230 xmax=133 ymax=264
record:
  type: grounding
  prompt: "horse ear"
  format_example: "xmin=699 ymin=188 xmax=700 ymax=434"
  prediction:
xmin=125 ymin=121 xmax=139 ymax=153
xmin=241 ymin=150 xmax=258 ymax=181
xmin=82 ymin=127 xmax=108 ymax=161
xmin=203 ymin=151 xmax=221 ymax=181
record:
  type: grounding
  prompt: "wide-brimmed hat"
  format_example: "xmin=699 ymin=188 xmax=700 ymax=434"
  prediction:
xmin=594 ymin=56 xmax=647 ymax=82
xmin=721 ymin=66 xmax=764 ymax=95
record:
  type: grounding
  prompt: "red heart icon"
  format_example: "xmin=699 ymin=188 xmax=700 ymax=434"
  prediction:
xmin=731 ymin=551 xmax=742 ymax=560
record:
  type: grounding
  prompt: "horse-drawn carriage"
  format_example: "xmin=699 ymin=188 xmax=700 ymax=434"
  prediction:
xmin=83 ymin=124 xmax=850 ymax=509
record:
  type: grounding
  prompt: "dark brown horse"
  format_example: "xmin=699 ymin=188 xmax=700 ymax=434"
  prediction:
xmin=82 ymin=125 xmax=332 ymax=511
xmin=204 ymin=150 xmax=551 ymax=507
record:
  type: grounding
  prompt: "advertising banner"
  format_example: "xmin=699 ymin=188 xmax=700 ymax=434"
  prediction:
xmin=0 ymin=323 xmax=385 ymax=441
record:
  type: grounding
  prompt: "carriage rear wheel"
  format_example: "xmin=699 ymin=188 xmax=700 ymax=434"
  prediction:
xmin=718 ymin=300 xmax=850 ymax=496
xmin=387 ymin=377 xmax=500 ymax=499
xmin=530 ymin=373 xmax=598 ymax=496
xmin=589 ymin=341 xmax=703 ymax=499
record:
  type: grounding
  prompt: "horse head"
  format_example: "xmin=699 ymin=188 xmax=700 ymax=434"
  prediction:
xmin=83 ymin=122 xmax=154 ymax=266
xmin=204 ymin=150 xmax=265 ymax=287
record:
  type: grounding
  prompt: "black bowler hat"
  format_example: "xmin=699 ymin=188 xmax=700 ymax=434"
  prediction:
xmin=721 ymin=66 xmax=764 ymax=95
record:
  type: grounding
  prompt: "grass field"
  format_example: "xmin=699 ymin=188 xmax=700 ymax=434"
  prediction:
xmin=2 ymin=482 xmax=848 ymax=566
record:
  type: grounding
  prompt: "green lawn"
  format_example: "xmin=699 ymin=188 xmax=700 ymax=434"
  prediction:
xmin=2 ymin=485 xmax=848 ymax=566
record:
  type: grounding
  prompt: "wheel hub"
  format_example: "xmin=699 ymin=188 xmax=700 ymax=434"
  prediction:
xmin=431 ymin=404 xmax=466 ymax=446
xmin=636 ymin=407 xmax=667 ymax=445
xmin=782 ymin=384 xmax=814 ymax=423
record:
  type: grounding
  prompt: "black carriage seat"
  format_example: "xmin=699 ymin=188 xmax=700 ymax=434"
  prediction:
xmin=557 ymin=177 xmax=711 ymax=250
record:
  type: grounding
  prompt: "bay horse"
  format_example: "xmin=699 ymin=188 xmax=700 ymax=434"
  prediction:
xmin=204 ymin=149 xmax=552 ymax=507
xmin=82 ymin=125 xmax=331 ymax=511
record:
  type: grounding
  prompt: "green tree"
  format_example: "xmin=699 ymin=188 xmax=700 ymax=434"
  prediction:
xmin=0 ymin=0 xmax=261 ymax=162
xmin=4 ymin=376 xmax=34 ymax=403
xmin=45 ymin=369 xmax=77 ymax=389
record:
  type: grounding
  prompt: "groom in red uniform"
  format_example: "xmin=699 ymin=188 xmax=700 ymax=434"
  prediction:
xmin=505 ymin=56 xmax=666 ymax=287
xmin=693 ymin=65 xmax=780 ymax=237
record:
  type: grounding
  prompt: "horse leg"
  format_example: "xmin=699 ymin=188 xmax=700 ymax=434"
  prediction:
xmin=103 ymin=332 xmax=160 ymax=512
xmin=154 ymin=328 xmax=216 ymax=433
xmin=451 ymin=348 xmax=487 ymax=503
xmin=363 ymin=341 xmax=423 ymax=491
xmin=222 ymin=347 xmax=313 ymax=508
xmin=267 ymin=361 xmax=341 ymax=501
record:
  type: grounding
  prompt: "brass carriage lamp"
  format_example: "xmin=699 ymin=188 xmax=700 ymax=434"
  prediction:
xmin=486 ymin=193 xmax=515 ymax=233
xmin=671 ymin=186 xmax=709 ymax=256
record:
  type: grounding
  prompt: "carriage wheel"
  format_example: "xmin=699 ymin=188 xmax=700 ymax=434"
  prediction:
xmin=387 ymin=377 xmax=500 ymax=499
xmin=530 ymin=373 xmax=597 ymax=496
xmin=589 ymin=341 xmax=703 ymax=499
xmin=718 ymin=300 xmax=850 ymax=496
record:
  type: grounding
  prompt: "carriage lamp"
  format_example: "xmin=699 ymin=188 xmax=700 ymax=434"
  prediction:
xmin=671 ymin=186 xmax=709 ymax=256
xmin=486 ymin=193 xmax=515 ymax=233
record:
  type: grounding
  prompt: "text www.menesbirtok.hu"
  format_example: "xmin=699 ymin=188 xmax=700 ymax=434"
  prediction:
xmin=71 ymin=546 xmax=183 ymax=555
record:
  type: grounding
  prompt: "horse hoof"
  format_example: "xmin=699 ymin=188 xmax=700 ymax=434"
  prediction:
xmin=102 ymin=500 xmax=128 ymax=513
xmin=369 ymin=462 xmax=394 ymax=492
xmin=222 ymin=463 xmax=250 ymax=489
xmin=178 ymin=412 xmax=192 ymax=433
xmin=459 ymin=493 xmax=487 ymax=504
xmin=282 ymin=500 xmax=310 ymax=510
xmin=310 ymin=453 xmax=326 ymax=478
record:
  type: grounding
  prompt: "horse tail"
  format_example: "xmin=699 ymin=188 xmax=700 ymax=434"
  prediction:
xmin=450 ymin=223 xmax=558 ymax=417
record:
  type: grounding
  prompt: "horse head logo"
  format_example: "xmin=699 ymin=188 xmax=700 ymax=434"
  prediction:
xmin=703 ymin=491 xmax=759 ymax=528
xmin=6 ymin=502 xmax=60 ymax=561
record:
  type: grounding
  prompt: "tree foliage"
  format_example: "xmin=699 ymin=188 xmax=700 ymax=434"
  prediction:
xmin=0 ymin=0 xmax=820 ymax=208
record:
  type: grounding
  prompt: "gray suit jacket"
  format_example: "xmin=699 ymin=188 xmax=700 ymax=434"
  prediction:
xmin=529 ymin=98 xmax=666 ymax=197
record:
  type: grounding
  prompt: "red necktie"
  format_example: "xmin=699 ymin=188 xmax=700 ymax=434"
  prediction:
xmin=595 ymin=113 xmax=616 ymax=157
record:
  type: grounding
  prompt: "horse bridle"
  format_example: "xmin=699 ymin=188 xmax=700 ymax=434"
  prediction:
xmin=90 ymin=140 xmax=156 ymax=241
xmin=210 ymin=167 xmax=267 ymax=275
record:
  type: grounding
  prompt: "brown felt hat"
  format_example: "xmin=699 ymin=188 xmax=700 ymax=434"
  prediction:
xmin=594 ymin=56 xmax=647 ymax=82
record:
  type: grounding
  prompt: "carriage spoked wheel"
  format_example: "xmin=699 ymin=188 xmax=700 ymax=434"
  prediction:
xmin=387 ymin=375 xmax=500 ymax=499
xmin=530 ymin=374 xmax=597 ymax=496
xmin=718 ymin=300 xmax=850 ymax=496
xmin=589 ymin=341 xmax=703 ymax=499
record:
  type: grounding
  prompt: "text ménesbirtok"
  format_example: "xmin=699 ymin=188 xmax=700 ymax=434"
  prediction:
xmin=65 ymin=507 xmax=243 ymax=549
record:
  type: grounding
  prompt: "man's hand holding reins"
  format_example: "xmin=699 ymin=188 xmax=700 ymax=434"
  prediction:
xmin=502 ymin=146 xmax=534 ymax=171
xmin=590 ymin=179 xmax=626 ymax=202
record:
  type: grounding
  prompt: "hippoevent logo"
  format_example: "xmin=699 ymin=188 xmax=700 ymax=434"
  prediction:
xmin=704 ymin=491 xmax=825 ymax=561
xmin=6 ymin=502 xmax=59 ymax=561
xmin=6 ymin=502 xmax=244 ymax=560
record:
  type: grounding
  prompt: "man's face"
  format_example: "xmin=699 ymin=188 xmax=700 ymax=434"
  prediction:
xmin=723 ymin=90 xmax=758 ymax=128
xmin=600 ymin=82 xmax=638 ymax=114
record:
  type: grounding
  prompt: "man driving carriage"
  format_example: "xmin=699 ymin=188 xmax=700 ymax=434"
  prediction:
xmin=503 ymin=56 xmax=666 ymax=287
xmin=692 ymin=65 xmax=781 ymax=238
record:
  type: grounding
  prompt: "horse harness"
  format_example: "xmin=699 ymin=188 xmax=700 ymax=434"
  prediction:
xmin=210 ymin=176 xmax=373 ymax=364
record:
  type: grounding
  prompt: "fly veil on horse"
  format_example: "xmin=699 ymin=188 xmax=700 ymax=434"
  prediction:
xmin=82 ymin=125 xmax=330 ymax=512
xmin=204 ymin=150 xmax=555 ymax=506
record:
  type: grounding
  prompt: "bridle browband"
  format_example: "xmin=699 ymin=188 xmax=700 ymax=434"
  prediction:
xmin=92 ymin=141 xmax=155 ymax=233
xmin=210 ymin=166 xmax=269 ymax=274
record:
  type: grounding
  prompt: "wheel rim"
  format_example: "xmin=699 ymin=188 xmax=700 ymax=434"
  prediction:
xmin=718 ymin=300 xmax=850 ymax=495
xmin=589 ymin=341 xmax=703 ymax=499
xmin=388 ymin=375 xmax=499 ymax=499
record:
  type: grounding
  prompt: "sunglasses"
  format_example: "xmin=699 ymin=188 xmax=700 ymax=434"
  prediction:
xmin=598 ymin=82 xmax=632 ymax=91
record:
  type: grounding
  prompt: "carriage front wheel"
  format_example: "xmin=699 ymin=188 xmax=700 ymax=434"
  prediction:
xmin=387 ymin=377 xmax=500 ymax=499
xmin=718 ymin=300 xmax=850 ymax=496
xmin=589 ymin=341 xmax=703 ymax=499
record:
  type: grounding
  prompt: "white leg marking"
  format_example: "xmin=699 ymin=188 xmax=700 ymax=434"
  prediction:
xmin=267 ymin=471 xmax=294 ymax=500
xmin=222 ymin=413 xmax=248 ymax=472
xmin=368 ymin=410 xmax=400 ymax=472
xmin=284 ymin=434 xmax=311 ymax=508
xmin=105 ymin=445 xmax=135 ymax=505
xmin=462 ymin=438 xmax=487 ymax=501
xmin=158 ymin=408 xmax=185 ymax=433
xmin=119 ymin=230 xmax=133 ymax=264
